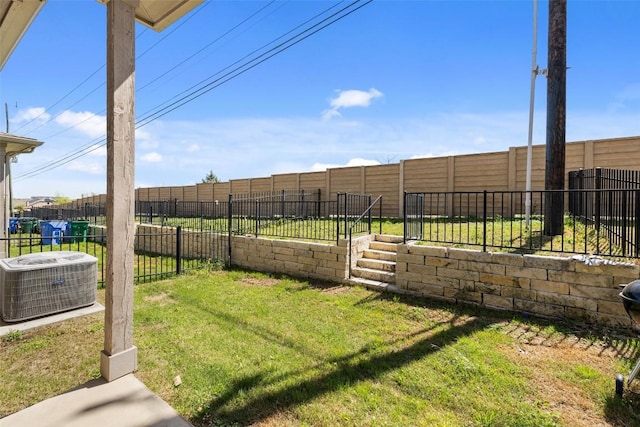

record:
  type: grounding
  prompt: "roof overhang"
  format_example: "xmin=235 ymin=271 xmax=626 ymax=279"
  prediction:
xmin=96 ymin=0 xmax=203 ymax=32
xmin=0 ymin=0 xmax=47 ymax=70
xmin=0 ymin=132 xmax=44 ymax=156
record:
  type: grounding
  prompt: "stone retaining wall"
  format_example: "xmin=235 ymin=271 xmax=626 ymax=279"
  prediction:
xmin=89 ymin=224 xmax=638 ymax=329
xmin=396 ymin=245 xmax=639 ymax=329
xmin=230 ymin=235 xmax=350 ymax=282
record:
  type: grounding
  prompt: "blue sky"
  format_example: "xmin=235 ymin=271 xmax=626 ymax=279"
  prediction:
xmin=1 ymin=0 xmax=639 ymax=199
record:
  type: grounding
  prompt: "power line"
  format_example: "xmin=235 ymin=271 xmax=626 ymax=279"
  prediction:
xmin=15 ymin=0 xmax=276 ymax=174
xmin=15 ymin=1 xmax=209 ymax=138
xmin=15 ymin=1 xmax=372 ymax=181
xmin=137 ymin=1 xmax=368 ymax=127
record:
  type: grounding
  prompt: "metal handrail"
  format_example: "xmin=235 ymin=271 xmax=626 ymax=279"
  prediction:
xmin=347 ymin=195 xmax=383 ymax=278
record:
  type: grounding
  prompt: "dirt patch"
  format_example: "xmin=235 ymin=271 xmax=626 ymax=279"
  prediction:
xmin=143 ymin=292 xmax=175 ymax=306
xmin=241 ymin=277 xmax=280 ymax=287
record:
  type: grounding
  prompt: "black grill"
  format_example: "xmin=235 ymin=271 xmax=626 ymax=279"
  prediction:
xmin=616 ymin=280 xmax=640 ymax=396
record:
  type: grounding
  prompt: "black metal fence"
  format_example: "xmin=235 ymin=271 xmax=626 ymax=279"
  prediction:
xmin=15 ymin=190 xmax=380 ymax=287
xmin=2 ymin=227 xmax=227 ymax=288
xmin=404 ymin=189 xmax=640 ymax=258
xmin=404 ymin=192 xmax=424 ymax=242
xmin=33 ymin=190 xmax=380 ymax=243
xmin=568 ymin=168 xmax=640 ymax=258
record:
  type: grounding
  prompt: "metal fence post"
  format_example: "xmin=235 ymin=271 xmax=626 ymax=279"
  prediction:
xmin=336 ymin=193 xmax=341 ymax=244
xmin=635 ymin=190 xmax=640 ymax=257
xmin=344 ymin=194 xmax=349 ymax=240
xmin=595 ymin=168 xmax=602 ymax=240
xmin=368 ymin=194 xmax=372 ymax=234
xmin=256 ymin=199 xmax=260 ymax=236
xmin=228 ymin=193 xmax=233 ymax=264
xmin=176 ymin=226 xmax=182 ymax=275
xmin=482 ymin=190 xmax=488 ymax=252
xmin=403 ymin=192 xmax=407 ymax=243
xmin=622 ymin=190 xmax=628 ymax=257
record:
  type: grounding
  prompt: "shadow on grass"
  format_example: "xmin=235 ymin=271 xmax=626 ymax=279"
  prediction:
xmin=604 ymin=389 xmax=640 ymax=426
xmin=192 ymin=315 xmax=488 ymax=426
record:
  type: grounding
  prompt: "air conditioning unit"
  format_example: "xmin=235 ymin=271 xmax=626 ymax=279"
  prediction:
xmin=0 ymin=251 xmax=97 ymax=323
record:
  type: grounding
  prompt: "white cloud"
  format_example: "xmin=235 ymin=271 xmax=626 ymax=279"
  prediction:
xmin=186 ymin=143 xmax=200 ymax=152
xmin=321 ymin=109 xmax=341 ymax=121
xmin=141 ymin=152 xmax=162 ymax=163
xmin=311 ymin=158 xmax=381 ymax=172
xmin=323 ymin=88 xmax=383 ymax=120
xmin=13 ymin=107 xmax=50 ymax=124
xmin=55 ymin=110 xmax=106 ymax=139
xmin=85 ymin=144 xmax=106 ymax=157
xmin=67 ymin=161 xmax=103 ymax=174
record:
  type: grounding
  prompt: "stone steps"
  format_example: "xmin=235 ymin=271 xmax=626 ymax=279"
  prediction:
xmin=350 ymin=235 xmax=399 ymax=285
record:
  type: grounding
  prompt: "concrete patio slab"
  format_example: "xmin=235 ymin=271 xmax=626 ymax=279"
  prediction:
xmin=0 ymin=374 xmax=192 ymax=427
xmin=0 ymin=302 xmax=105 ymax=337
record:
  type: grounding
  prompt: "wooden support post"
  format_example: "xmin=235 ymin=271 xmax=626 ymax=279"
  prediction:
xmin=0 ymin=144 xmax=6 ymax=259
xmin=101 ymin=0 xmax=139 ymax=382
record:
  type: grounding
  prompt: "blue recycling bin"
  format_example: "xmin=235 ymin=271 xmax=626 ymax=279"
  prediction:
xmin=9 ymin=218 xmax=19 ymax=234
xmin=40 ymin=221 xmax=67 ymax=245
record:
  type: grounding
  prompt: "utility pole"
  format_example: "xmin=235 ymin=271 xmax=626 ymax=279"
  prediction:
xmin=544 ymin=0 xmax=566 ymax=236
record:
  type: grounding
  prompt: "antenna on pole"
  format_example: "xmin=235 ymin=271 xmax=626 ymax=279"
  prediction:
xmin=525 ymin=0 xmax=547 ymax=228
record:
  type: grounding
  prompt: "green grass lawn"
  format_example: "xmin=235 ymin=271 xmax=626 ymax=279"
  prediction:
xmin=2 ymin=269 xmax=640 ymax=426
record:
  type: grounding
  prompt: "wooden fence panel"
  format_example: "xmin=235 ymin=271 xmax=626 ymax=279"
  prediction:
xmin=328 ymin=167 xmax=362 ymax=200
xmin=455 ymin=152 xmax=509 ymax=191
xmin=230 ymin=179 xmax=250 ymax=195
xmin=250 ymin=177 xmax=272 ymax=193
xmin=71 ymin=136 xmax=640 ymax=218
xmin=272 ymin=173 xmax=298 ymax=191
xmin=403 ymin=157 xmax=449 ymax=192
xmin=196 ymin=183 xmax=214 ymax=202
xmin=299 ymin=172 xmax=326 ymax=197
xmin=213 ymin=182 xmax=230 ymax=202
xmin=365 ymin=164 xmax=399 ymax=217
xmin=593 ymin=137 xmax=640 ymax=169
xmin=514 ymin=145 xmax=546 ymax=190
xmin=158 ymin=187 xmax=171 ymax=201
xmin=183 ymin=185 xmax=197 ymax=202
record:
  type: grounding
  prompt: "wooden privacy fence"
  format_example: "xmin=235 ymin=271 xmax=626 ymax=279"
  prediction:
xmin=67 ymin=136 xmax=640 ymax=218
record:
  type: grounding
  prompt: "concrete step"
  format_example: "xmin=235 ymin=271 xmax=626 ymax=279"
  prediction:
xmin=350 ymin=267 xmax=395 ymax=284
xmin=370 ymin=241 xmax=398 ymax=252
xmin=374 ymin=234 xmax=404 ymax=244
xmin=348 ymin=277 xmax=393 ymax=292
xmin=363 ymin=249 xmax=396 ymax=262
xmin=357 ymin=258 xmax=396 ymax=272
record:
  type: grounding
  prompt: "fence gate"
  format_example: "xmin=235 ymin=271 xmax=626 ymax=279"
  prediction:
xmin=404 ymin=192 xmax=424 ymax=242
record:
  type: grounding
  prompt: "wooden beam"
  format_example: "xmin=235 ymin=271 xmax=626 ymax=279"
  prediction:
xmin=101 ymin=0 xmax=138 ymax=382
xmin=0 ymin=144 xmax=6 ymax=259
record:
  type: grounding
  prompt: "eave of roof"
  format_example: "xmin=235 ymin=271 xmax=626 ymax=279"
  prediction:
xmin=0 ymin=132 xmax=44 ymax=155
xmin=96 ymin=0 xmax=203 ymax=32
xmin=0 ymin=0 xmax=47 ymax=70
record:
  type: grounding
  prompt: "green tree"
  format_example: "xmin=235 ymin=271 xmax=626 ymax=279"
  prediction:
xmin=201 ymin=170 xmax=220 ymax=183
xmin=54 ymin=193 xmax=72 ymax=204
